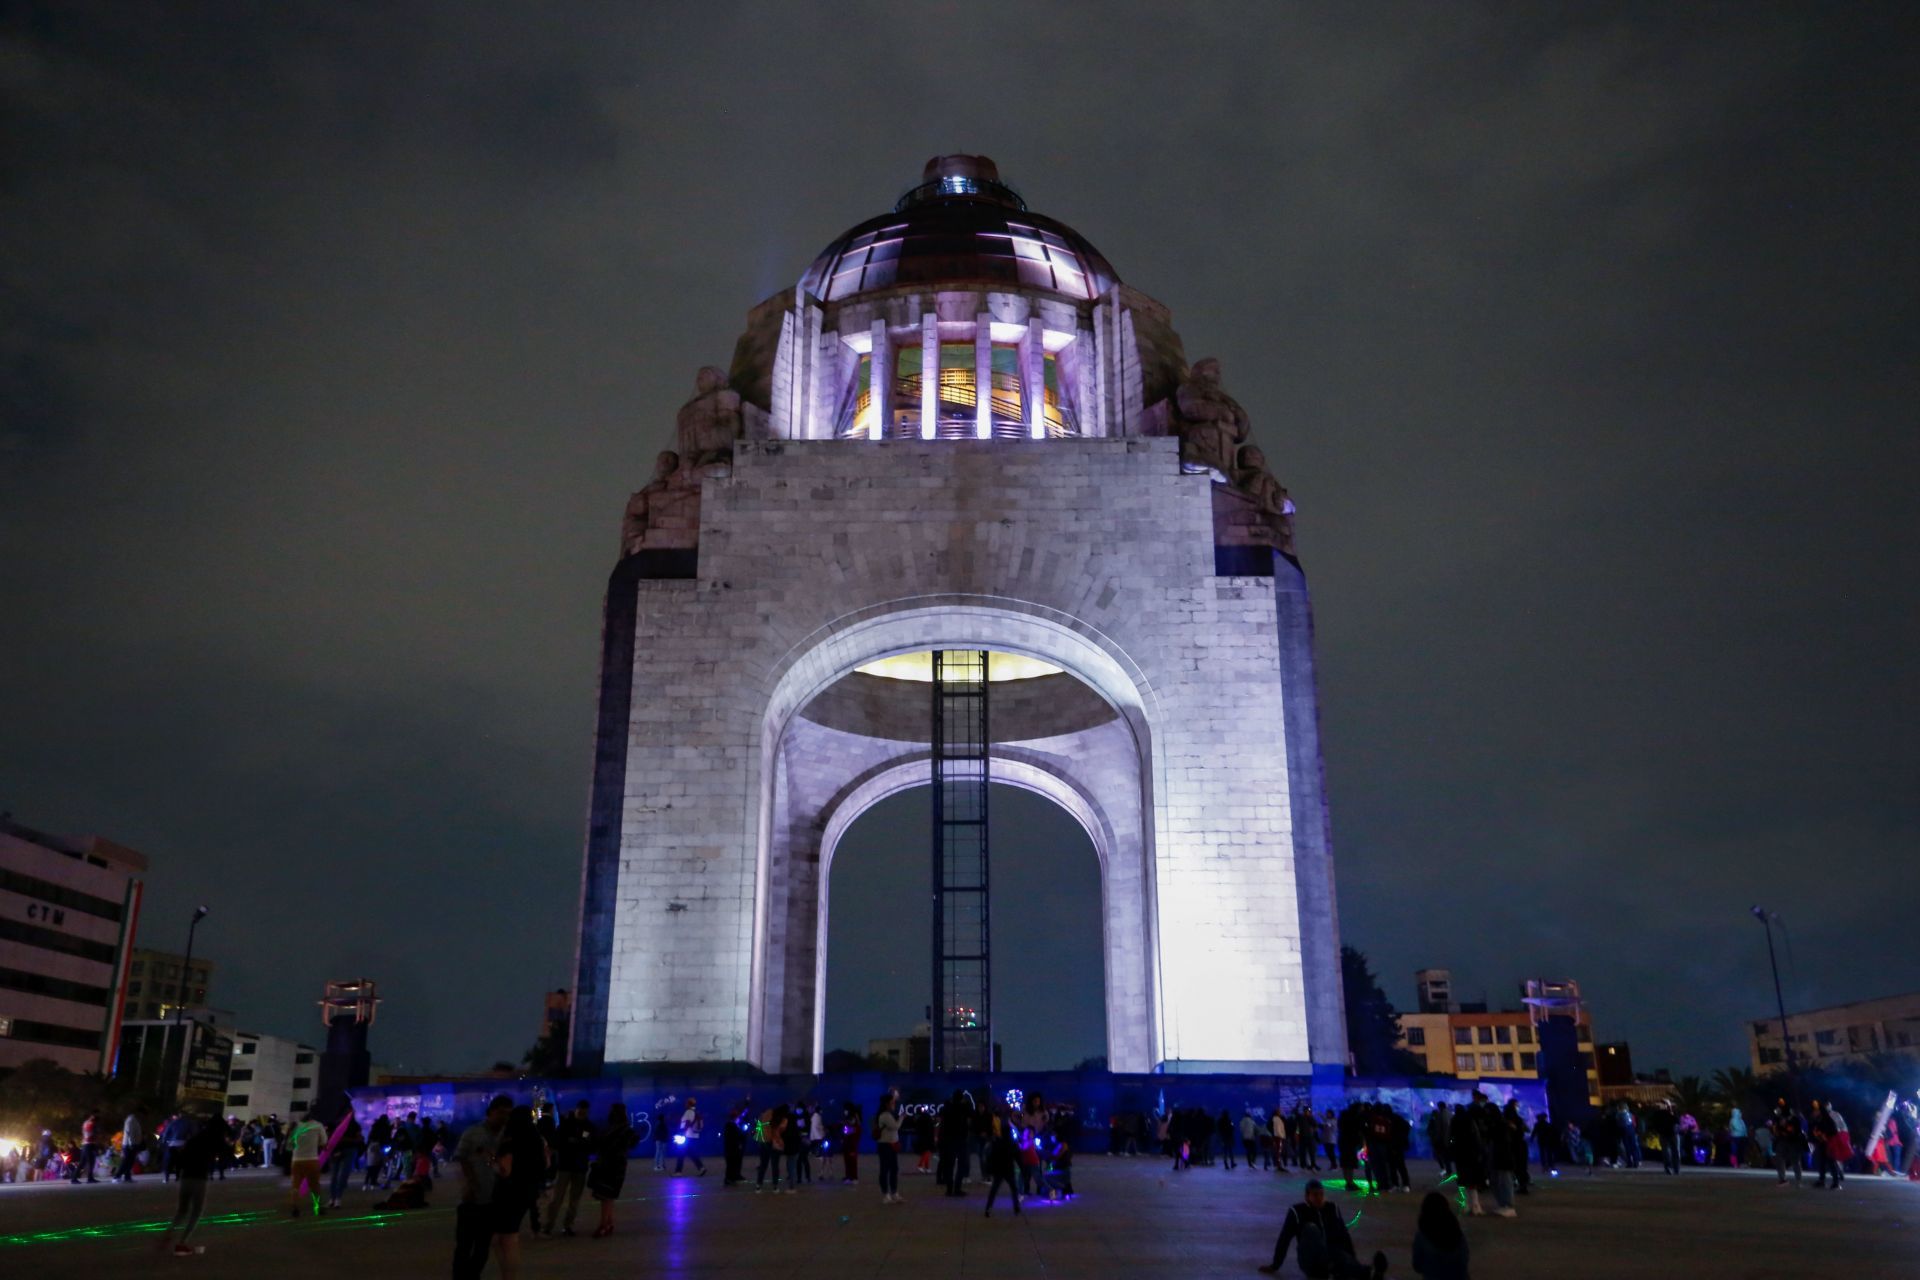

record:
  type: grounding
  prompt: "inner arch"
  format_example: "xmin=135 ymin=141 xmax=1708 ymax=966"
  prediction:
xmin=748 ymin=598 xmax=1166 ymax=1072
xmin=822 ymin=782 xmax=1108 ymax=1071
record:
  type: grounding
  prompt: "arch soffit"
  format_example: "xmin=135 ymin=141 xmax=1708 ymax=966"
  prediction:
xmin=760 ymin=595 xmax=1163 ymax=764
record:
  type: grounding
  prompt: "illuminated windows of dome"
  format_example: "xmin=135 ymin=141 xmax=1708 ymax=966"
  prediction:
xmin=834 ymin=337 xmax=1079 ymax=440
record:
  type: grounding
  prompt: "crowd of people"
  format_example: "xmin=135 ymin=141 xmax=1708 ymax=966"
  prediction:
xmin=9 ymin=1083 xmax=1915 ymax=1279
xmin=438 ymin=1087 xmax=1076 ymax=1276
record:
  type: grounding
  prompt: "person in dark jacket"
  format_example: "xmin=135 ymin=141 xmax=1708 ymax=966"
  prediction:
xmin=1258 ymin=1180 xmax=1388 ymax=1279
xmin=155 ymin=1113 xmax=229 ymax=1258
xmin=1487 ymin=1103 xmax=1519 ymax=1217
xmin=1411 ymin=1190 xmax=1470 ymax=1279
xmin=1502 ymin=1101 xmax=1531 ymax=1196
xmin=1530 ymin=1113 xmax=1558 ymax=1179
xmin=1427 ymin=1103 xmax=1453 ymax=1176
xmin=1650 ymin=1102 xmax=1681 ymax=1176
xmin=1337 ymin=1105 xmax=1363 ymax=1186
xmin=587 ymin=1103 xmax=633 ymax=1238
xmin=1450 ymin=1102 xmax=1491 ymax=1217
xmin=491 ymin=1106 xmax=545 ymax=1277
xmin=1810 ymin=1101 xmax=1845 ymax=1189
xmin=722 ymin=1102 xmax=747 ymax=1186
xmin=1387 ymin=1108 xmax=1413 ymax=1192
xmin=983 ymin=1126 xmax=1021 ymax=1217
xmin=1218 ymin=1109 xmax=1238 ymax=1170
xmin=542 ymin=1099 xmax=596 ymax=1235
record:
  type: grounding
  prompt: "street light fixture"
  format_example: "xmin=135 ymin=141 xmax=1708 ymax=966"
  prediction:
xmin=1751 ymin=905 xmax=1796 ymax=1098
xmin=174 ymin=905 xmax=210 ymax=1031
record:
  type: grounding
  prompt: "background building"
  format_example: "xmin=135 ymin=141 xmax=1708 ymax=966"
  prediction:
xmin=0 ymin=815 xmax=146 ymax=1075
xmin=128 ymin=947 xmax=216 ymax=1022
xmin=114 ymin=1015 xmax=233 ymax=1107
xmin=316 ymin=979 xmax=379 ymax=1121
xmin=866 ymin=1022 xmax=931 ymax=1072
xmin=541 ymin=989 xmax=570 ymax=1044
xmin=1396 ymin=969 xmax=1602 ymax=1105
xmin=225 ymin=1029 xmax=320 ymax=1120
xmin=1748 ymin=991 xmax=1920 ymax=1073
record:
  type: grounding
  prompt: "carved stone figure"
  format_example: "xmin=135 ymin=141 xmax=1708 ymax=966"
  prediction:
xmin=621 ymin=450 xmax=681 ymax=556
xmin=1172 ymin=357 xmax=1250 ymax=476
xmin=1234 ymin=444 xmax=1296 ymax=555
xmin=675 ymin=366 xmax=743 ymax=470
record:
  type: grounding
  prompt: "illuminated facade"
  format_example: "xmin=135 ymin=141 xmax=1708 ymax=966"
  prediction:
xmin=571 ymin=156 xmax=1346 ymax=1078
xmin=1397 ymin=971 xmax=1603 ymax=1105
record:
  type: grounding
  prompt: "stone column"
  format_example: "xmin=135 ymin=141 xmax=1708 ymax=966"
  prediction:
xmin=920 ymin=311 xmax=939 ymax=439
xmin=974 ymin=312 xmax=993 ymax=438
xmin=1022 ymin=317 xmax=1046 ymax=438
xmin=869 ymin=319 xmax=891 ymax=440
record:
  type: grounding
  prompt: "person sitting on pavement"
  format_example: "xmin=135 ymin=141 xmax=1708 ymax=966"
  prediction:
xmin=1259 ymin=1179 xmax=1389 ymax=1279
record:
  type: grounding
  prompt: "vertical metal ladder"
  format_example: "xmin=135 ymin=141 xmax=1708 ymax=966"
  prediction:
xmin=930 ymin=650 xmax=990 ymax=1071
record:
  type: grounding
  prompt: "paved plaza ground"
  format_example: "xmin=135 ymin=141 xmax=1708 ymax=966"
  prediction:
xmin=2 ymin=1157 xmax=1913 ymax=1278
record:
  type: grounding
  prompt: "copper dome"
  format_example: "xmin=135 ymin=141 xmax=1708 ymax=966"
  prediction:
xmin=800 ymin=156 xmax=1119 ymax=303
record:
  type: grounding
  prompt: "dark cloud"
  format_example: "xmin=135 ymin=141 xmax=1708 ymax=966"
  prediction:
xmin=2 ymin=2 xmax=1914 ymax=1075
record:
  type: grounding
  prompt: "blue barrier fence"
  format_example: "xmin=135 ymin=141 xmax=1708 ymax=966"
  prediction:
xmin=349 ymin=1068 xmax=1546 ymax=1161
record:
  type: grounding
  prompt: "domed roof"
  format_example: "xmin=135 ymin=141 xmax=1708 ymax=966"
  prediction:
xmin=801 ymin=156 xmax=1119 ymax=304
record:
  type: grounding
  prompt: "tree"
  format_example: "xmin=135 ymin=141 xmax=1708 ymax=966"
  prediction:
xmin=1670 ymin=1075 xmax=1721 ymax=1124
xmin=521 ymin=1025 xmax=569 ymax=1078
xmin=1341 ymin=946 xmax=1426 ymax=1076
xmin=821 ymin=1048 xmax=869 ymax=1074
xmin=0 ymin=1058 xmax=163 ymax=1145
xmin=1710 ymin=1066 xmax=1759 ymax=1117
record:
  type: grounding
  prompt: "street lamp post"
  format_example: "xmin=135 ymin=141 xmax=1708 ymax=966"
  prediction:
xmin=170 ymin=905 xmax=209 ymax=1102
xmin=174 ymin=906 xmax=210 ymax=1026
xmin=1750 ymin=906 xmax=1795 ymax=1092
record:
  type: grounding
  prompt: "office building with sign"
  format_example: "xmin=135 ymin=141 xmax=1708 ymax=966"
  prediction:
xmin=0 ymin=815 xmax=146 ymax=1075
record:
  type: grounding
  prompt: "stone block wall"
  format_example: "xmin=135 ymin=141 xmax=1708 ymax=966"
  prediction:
xmin=583 ymin=437 xmax=1329 ymax=1073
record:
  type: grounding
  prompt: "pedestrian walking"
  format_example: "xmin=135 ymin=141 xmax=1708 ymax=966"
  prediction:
xmin=754 ymin=1104 xmax=787 ymax=1192
xmin=490 ymin=1105 xmax=544 ymax=1280
xmin=1450 ymin=1100 xmax=1494 ymax=1218
xmin=673 ymin=1098 xmax=707 ymax=1176
xmin=874 ymin=1090 xmax=903 ymax=1204
xmin=652 ymin=1101 xmax=672 ymax=1171
xmin=453 ymin=1095 xmax=510 ymax=1279
xmin=1773 ymin=1102 xmax=1807 ymax=1186
xmin=982 ymin=1124 xmax=1021 ymax=1217
xmin=327 ymin=1115 xmax=364 ymax=1209
xmin=1428 ymin=1104 xmax=1453 ymax=1176
xmin=113 ymin=1109 xmax=144 ymax=1182
xmin=1651 ymin=1102 xmax=1681 ymax=1176
xmin=840 ymin=1102 xmax=862 ymax=1183
xmin=587 ymin=1103 xmax=633 ymax=1237
xmin=542 ymin=1099 xmax=596 ymax=1234
xmin=1487 ymin=1102 xmax=1519 ymax=1217
xmin=1811 ymin=1101 xmax=1848 ymax=1190
xmin=722 ymin=1102 xmax=747 ymax=1186
xmin=285 ymin=1111 xmax=330 ymax=1217
xmin=1386 ymin=1106 xmax=1413 ymax=1192
xmin=1530 ymin=1112 xmax=1557 ymax=1179
xmin=154 ymin=1112 xmax=229 ymax=1259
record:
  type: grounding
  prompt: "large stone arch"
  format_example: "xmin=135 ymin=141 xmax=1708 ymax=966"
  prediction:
xmin=745 ymin=597 xmax=1165 ymax=1074
xmin=809 ymin=748 xmax=1151 ymax=1073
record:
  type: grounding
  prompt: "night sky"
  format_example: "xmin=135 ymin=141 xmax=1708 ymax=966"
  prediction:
xmin=3 ymin=5 xmax=1915 ymax=1077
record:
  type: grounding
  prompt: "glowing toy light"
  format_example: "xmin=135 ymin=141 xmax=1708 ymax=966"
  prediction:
xmin=1005 ymin=1089 xmax=1024 ymax=1110
xmin=672 ymin=1134 xmax=686 ymax=1146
